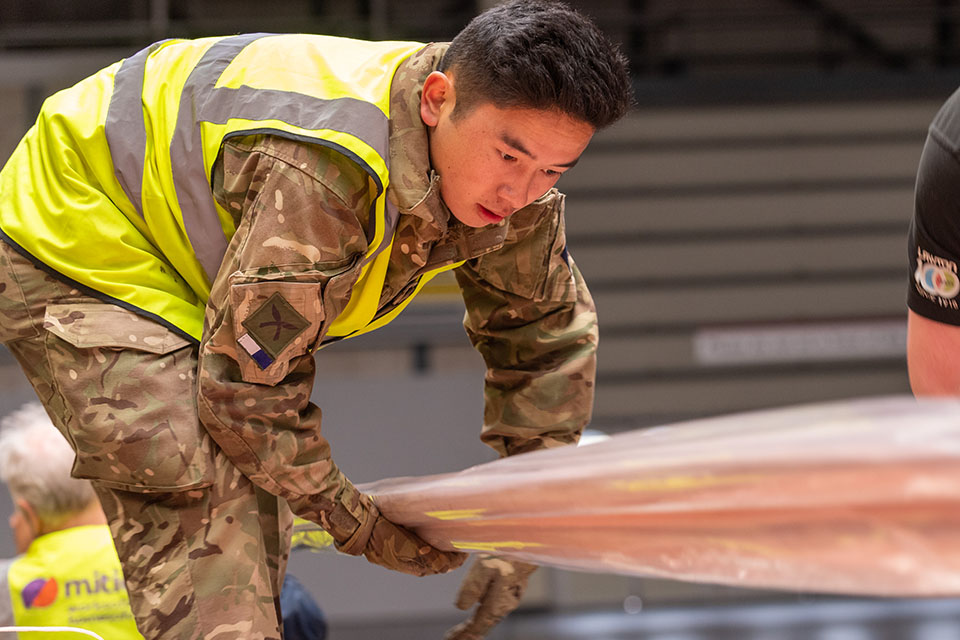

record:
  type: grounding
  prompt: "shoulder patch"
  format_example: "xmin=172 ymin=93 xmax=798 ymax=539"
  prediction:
xmin=241 ymin=292 xmax=311 ymax=359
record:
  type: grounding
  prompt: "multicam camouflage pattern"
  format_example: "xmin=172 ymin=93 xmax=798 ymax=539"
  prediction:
xmin=0 ymin=35 xmax=597 ymax=637
xmin=393 ymin=46 xmax=599 ymax=458
xmin=457 ymin=244 xmax=599 ymax=458
xmin=345 ymin=503 xmax=467 ymax=577
xmin=198 ymin=38 xmax=595 ymax=535
xmin=0 ymin=240 xmax=290 ymax=639
xmin=197 ymin=49 xmax=469 ymax=576
xmin=445 ymin=555 xmax=539 ymax=640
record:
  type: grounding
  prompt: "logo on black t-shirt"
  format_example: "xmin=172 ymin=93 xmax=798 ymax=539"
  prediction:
xmin=915 ymin=247 xmax=960 ymax=308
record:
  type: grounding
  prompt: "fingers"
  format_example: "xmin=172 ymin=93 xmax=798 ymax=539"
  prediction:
xmin=454 ymin=558 xmax=492 ymax=610
xmin=446 ymin=594 xmax=509 ymax=640
xmin=470 ymin=570 xmax=521 ymax=625
xmin=363 ymin=516 xmax=467 ymax=576
xmin=446 ymin=558 xmax=538 ymax=639
xmin=414 ymin=546 xmax=468 ymax=576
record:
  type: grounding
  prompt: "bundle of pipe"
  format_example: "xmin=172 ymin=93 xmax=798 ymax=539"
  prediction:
xmin=360 ymin=396 xmax=960 ymax=596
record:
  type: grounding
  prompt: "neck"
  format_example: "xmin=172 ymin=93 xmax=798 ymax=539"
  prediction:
xmin=41 ymin=501 xmax=107 ymax=537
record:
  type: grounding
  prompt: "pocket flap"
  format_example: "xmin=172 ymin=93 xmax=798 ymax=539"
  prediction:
xmin=44 ymin=303 xmax=191 ymax=354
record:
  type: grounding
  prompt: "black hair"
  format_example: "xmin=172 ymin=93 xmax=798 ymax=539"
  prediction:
xmin=439 ymin=0 xmax=632 ymax=129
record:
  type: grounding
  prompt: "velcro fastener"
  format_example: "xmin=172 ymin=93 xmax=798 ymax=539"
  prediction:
xmin=335 ymin=500 xmax=379 ymax=556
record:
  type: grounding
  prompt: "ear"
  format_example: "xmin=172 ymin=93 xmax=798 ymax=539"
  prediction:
xmin=14 ymin=498 xmax=39 ymax=535
xmin=420 ymin=71 xmax=453 ymax=127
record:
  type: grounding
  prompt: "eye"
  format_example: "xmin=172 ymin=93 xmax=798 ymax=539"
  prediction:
xmin=500 ymin=152 xmax=517 ymax=162
xmin=544 ymin=168 xmax=561 ymax=177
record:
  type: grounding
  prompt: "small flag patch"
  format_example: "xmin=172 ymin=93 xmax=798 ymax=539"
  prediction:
xmin=238 ymin=333 xmax=274 ymax=369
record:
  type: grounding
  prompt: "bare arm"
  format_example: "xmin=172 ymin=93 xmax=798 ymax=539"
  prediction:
xmin=907 ymin=309 xmax=960 ymax=395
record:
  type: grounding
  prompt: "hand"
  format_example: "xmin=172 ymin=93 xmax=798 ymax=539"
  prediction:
xmin=331 ymin=491 xmax=466 ymax=576
xmin=444 ymin=555 xmax=538 ymax=639
xmin=361 ymin=515 xmax=467 ymax=576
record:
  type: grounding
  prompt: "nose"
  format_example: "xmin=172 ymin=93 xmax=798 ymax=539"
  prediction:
xmin=498 ymin=172 xmax=538 ymax=212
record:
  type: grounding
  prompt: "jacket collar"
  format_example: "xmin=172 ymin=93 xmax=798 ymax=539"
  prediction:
xmin=386 ymin=43 xmax=449 ymax=230
xmin=386 ymin=42 xmax=515 ymax=260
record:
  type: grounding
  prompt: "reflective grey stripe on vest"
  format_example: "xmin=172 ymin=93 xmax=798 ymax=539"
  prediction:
xmin=105 ymin=40 xmax=170 ymax=217
xmin=107 ymin=33 xmax=398 ymax=284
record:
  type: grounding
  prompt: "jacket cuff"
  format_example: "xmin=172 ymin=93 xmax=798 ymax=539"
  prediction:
xmin=331 ymin=486 xmax=379 ymax=555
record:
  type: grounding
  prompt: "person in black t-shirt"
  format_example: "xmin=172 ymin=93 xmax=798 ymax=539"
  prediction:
xmin=908 ymin=87 xmax=960 ymax=394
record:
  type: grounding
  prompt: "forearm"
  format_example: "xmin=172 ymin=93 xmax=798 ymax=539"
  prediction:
xmin=907 ymin=310 xmax=960 ymax=396
xmin=459 ymin=259 xmax=598 ymax=457
xmin=197 ymin=134 xmax=373 ymax=539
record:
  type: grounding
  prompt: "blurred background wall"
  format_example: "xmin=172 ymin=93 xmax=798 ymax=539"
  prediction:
xmin=0 ymin=1 xmax=959 ymax=638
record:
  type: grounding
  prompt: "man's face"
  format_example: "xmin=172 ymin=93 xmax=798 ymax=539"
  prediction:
xmin=420 ymin=72 xmax=594 ymax=227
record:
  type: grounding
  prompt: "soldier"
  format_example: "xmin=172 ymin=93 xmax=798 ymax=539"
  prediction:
xmin=0 ymin=1 xmax=632 ymax=638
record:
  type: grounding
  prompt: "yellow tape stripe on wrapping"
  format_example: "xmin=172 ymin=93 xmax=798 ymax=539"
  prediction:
xmin=450 ymin=541 xmax=544 ymax=553
xmin=425 ymin=509 xmax=486 ymax=521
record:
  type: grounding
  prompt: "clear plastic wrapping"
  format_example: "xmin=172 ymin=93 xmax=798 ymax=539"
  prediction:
xmin=360 ymin=396 xmax=960 ymax=596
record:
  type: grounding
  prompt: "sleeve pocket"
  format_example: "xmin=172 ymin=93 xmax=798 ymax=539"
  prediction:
xmin=42 ymin=301 xmax=215 ymax=493
xmin=229 ymin=279 xmax=325 ymax=385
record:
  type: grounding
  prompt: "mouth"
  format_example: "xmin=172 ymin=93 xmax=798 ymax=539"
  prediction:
xmin=477 ymin=204 xmax=508 ymax=223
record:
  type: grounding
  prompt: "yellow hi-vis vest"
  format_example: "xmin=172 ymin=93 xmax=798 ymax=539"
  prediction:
xmin=0 ymin=34 xmax=458 ymax=343
xmin=1 ymin=525 xmax=142 ymax=639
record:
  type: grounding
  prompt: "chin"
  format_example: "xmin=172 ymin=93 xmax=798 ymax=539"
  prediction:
xmin=449 ymin=209 xmax=482 ymax=228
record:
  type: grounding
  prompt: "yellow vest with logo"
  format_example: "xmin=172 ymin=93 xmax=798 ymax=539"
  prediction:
xmin=4 ymin=525 xmax=142 ymax=639
xmin=0 ymin=34 xmax=460 ymax=343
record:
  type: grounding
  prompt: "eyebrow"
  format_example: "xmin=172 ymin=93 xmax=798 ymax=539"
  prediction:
xmin=500 ymin=133 xmax=581 ymax=169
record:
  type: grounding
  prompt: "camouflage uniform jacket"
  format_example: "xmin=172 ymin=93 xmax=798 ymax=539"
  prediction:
xmin=197 ymin=43 xmax=598 ymax=519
